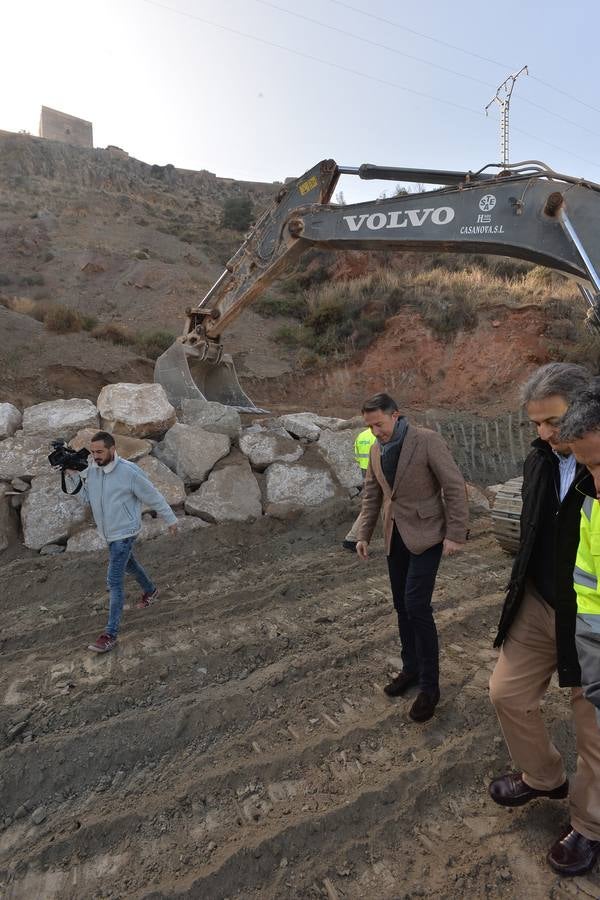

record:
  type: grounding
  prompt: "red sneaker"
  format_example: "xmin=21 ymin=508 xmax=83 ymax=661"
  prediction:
xmin=88 ymin=633 xmax=117 ymax=653
xmin=137 ymin=588 xmax=159 ymax=609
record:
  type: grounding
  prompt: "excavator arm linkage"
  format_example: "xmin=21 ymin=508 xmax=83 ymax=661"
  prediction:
xmin=155 ymin=158 xmax=600 ymax=412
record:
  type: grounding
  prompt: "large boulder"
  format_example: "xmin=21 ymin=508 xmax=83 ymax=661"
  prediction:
xmin=238 ymin=431 xmax=303 ymax=471
xmin=136 ymin=456 xmax=186 ymax=508
xmin=275 ymin=413 xmax=321 ymax=441
xmin=301 ymin=413 xmax=349 ymax=431
xmin=185 ymin=461 xmax=262 ymax=523
xmin=153 ymin=424 xmax=230 ymax=484
xmin=22 ymin=399 xmax=99 ymax=440
xmin=70 ymin=429 xmax=152 ymax=461
xmin=274 ymin=412 xmax=351 ymax=439
xmin=0 ymin=433 xmax=54 ymax=479
xmin=180 ymin=400 xmax=242 ymax=439
xmin=66 ymin=515 xmax=208 ymax=552
xmin=0 ymin=484 xmax=19 ymax=552
xmin=0 ymin=403 xmax=22 ymax=439
xmin=265 ymin=463 xmax=337 ymax=508
xmin=97 ymin=383 xmax=176 ymax=438
xmin=316 ymin=429 xmax=363 ymax=495
xmin=21 ymin=473 xmax=90 ymax=550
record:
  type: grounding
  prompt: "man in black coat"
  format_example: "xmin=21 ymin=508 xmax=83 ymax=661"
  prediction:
xmin=489 ymin=362 xmax=600 ymax=877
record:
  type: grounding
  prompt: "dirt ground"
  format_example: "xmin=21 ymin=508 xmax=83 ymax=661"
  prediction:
xmin=1 ymin=504 xmax=598 ymax=899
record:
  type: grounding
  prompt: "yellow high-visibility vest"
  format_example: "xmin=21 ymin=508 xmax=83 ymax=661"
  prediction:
xmin=573 ymin=493 xmax=600 ymax=721
xmin=574 ymin=495 xmax=600 ymax=615
xmin=354 ymin=428 xmax=376 ymax=471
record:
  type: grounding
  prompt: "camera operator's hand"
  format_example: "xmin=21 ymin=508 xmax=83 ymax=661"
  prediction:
xmin=168 ymin=523 xmax=178 ymax=537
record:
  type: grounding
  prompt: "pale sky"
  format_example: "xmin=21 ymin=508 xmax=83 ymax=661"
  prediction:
xmin=2 ymin=0 xmax=599 ymax=202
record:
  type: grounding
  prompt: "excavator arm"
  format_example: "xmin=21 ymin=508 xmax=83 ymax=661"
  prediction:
xmin=155 ymin=158 xmax=600 ymax=411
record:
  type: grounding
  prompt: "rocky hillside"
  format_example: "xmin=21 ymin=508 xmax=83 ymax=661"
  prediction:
xmin=0 ymin=132 xmax=293 ymax=407
xmin=0 ymin=132 xmax=597 ymax=416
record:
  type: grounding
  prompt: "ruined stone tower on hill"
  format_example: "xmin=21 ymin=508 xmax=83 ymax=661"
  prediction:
xmin=39 ymin=105 xmax=93 ymax=149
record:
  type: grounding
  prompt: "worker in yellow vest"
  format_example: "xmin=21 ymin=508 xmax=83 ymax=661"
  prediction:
xmin=548 ymin=387 xmax=600 ymax=876
xmin=342 ymin=427 xmax=377 ymax=551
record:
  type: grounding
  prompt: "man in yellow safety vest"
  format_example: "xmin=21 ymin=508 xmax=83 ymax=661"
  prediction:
xmin=549 ymin=385 xmax=600 ymax=876
xmin=342 ymin=427 xmax=377 ymax=551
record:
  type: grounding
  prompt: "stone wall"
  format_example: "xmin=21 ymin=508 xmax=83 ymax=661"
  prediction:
xmin=413 ymin=408 xmax=535 ymax=485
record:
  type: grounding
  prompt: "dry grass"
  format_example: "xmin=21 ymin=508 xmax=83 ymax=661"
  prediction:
xmin=91 ymin=322 xmax=137 ymax=346
xmin=272 ymin=260 xmax=581 ymax=362
xmin=44 ymin=306 xmax=83 ymax=334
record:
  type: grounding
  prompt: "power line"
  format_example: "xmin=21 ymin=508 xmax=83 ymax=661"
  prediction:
xmin=254 ymin=0 xmax=600 ymax=140
xmin=252 ymin=0 xmax=491 ymax=89
xmin=512 ymin=126 xmax=600 ymax=170
xmin=528 ymin=75 xmax=600 ymax=118
xmin=138 ymin=0 xmax=600 ymax=172
xmin=326 ymin=0 xmax=515 ymax=70
xmin=326 ymin=0 xmax=600 ymax=119
xmin=140 ymin=0 xmax=484 ymax=118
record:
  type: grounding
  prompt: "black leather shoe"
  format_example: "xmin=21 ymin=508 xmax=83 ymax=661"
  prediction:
xmin=384 ymin=671 xmax=418 ymax=697
xmin=409 ymin=689 xmax=440 ymax=722
xmin=547 ymin=827 xmax=600 ymax=876
xmin=342 ymin=540 xmax=357 ymax=552
xmin=489 ymin=772 xmax=569 ymax=808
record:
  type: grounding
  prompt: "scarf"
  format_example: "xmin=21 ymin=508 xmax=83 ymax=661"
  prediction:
xmin=379 ymin=417 xmax=408 ymax=488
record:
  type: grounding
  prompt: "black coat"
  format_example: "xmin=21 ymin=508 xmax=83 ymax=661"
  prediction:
xmin=493 ymin=438 xmax=585 ymax=687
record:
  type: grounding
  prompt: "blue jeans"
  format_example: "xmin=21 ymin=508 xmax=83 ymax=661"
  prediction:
xmin=106 ymin=537 xmax=155 ymax=637
xmin=386 ymin=524 xmax=443 ymax=695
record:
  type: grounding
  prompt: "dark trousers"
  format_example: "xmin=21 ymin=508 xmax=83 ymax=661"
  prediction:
xmin=386 ymin=523 xmax=443 ymax=695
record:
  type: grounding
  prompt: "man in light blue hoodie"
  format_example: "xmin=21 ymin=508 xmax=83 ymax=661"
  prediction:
xmin=66 ymin=430 xmax=178 ymax=653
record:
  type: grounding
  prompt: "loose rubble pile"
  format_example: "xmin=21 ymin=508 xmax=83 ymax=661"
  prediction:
xmin=0 ymin=384 xmax=364 ymax=555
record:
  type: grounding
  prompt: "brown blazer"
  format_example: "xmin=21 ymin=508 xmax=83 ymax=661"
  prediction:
xmin=356 ymin=424 xmax=469 ymax=555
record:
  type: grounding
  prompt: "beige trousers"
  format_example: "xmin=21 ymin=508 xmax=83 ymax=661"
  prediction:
xmin=489 ymin=583 xmax=600 ymax=840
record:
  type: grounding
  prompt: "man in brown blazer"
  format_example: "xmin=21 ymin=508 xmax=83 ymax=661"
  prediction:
xmin=355 ymin=393 xmax=469 ymax=722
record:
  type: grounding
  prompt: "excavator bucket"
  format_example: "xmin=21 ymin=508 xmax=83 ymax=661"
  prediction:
xmin=154 ymin=341 xmax=266 ymax=413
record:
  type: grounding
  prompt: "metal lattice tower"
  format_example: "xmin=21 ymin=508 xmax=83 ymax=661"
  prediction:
xmin=485 ymin=65 xmax=528 ymax=166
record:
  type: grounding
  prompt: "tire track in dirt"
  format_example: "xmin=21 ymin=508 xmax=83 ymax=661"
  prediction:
xmin=1 ymin=511 xmax=596 ymax=898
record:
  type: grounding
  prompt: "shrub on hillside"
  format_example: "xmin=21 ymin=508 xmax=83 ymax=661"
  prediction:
xmin=222 ymin=197 xmax=253 ymax=231
xmin=81 ymin=314 xmax=99 ymax=331
xmin=44 ymin=305 xmax=83 ymax=334
xmin=91 ymin=322 xmax=136 ymax=345
xmin=19 ymin=274 xmax=45 ymax=287
xmin=274 ymin=324 xmax=305 ymax=347
xmin=254 ymin=294 xmax=307 ymax=319
xmin=421 ymin=294 xmax=478 ymax=339
xmin=136 ymin=330 xmax=176 ymax=359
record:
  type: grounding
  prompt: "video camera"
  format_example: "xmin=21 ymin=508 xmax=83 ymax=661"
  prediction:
xmin=48 ymin=439 xmax=90 ymax=472
xmin=48 ymin=439 xmax=89 ymax=494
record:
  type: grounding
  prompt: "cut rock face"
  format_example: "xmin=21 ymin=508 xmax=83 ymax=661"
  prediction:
xmin=153 ymin=424 xmax=230 ymax=484
xmin=21 ymin=473 xmax=90 ymax=550
xmin=185 ymin=461 xmax=262 ymax=523
xmin=0 ymin=403 xmax=23 ymax=439
xmin=180 ymin=400 xmax=242 ymax=439
xmin=22 ymin=399 xmax=99 ymax=440
xmin=265 ymin=463 xmax=337 ymax=508
xmin=239 ymin=432 xmax=303 ymax=471
xmin=97 ymin=383 xmax=176 ymax=438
